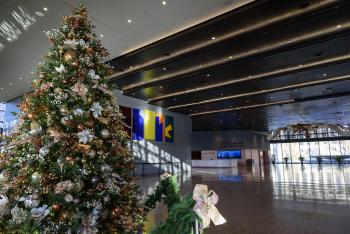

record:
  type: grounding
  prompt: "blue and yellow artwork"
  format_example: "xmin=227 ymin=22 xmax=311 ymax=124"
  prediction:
xmin=132 ymin=108 xmax=144 ymax=140
xmin=164 ymin=116 xmax=174 ymax=143
xmin=130 ymin=108 xmax=174 ymax=143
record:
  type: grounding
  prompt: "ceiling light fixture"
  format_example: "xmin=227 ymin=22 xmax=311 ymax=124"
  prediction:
xmin=162 ymin=1 xmax=167 ymax=5
xmin=127 ymin=19 xmax=132 ymax=23
xmin=133 ymin=54 xmax=350 ymax=100
xmin=9 ymin=82 xmax=13 ymax=85
xmin=337 ymin=24 xmax=342 ymax=28
xmin=43 ymin=7 xmax=48 ymax=11
xmin=100 ymin=34 xmax=104 ymax=38
xmin=163 ymin=67 xmax=167 ymax=71
xmin=206 ymin=74 xmax=210 ymax=77
xmin=167 ymin=74 xmax=350 ymax=110
xmin=229 ymin=56 xmax=233 ymax=59
xmin=323 ymin=73 xmax=327 ymax=77
xmin=189 ymin=100 xmax=293 ymax=117
xmin=211 ymin=36 xmax=216 ymax=40
xmin=19 ymin=77 xmax=23 ymax=80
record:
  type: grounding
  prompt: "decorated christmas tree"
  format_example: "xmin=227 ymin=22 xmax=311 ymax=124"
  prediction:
xmin=0 ymin=6 xmax=145 ymax=233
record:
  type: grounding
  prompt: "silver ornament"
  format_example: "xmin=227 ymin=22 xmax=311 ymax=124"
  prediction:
xmin=64 ymin=194 xmax=73 ymax=203
xmin=88 ymin=149 xmax=96 ymax=158
xmin=73 ymin=198 xmax=80 ymax=204
xmin=31 ymin=172 xmax=42 ymax=183
xmin=91 ymin=176 xmax=98 ymax=184
xmin=100 ymin=129 xmax=110 ymax=139
xmin=103 ymin=195 xmax=111 ymax=203
xmin=60 ymin=117 xmax=69 ymax=125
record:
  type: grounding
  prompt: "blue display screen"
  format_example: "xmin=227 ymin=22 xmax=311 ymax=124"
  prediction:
xmin=217 ymin=150 xmax=241 ymax=159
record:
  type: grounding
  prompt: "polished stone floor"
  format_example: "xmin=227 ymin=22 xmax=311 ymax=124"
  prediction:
xmin=139 ymin=164 xmax=350 ymax=234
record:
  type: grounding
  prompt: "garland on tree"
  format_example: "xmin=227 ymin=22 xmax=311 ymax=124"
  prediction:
xmin=145 ymin=174 xmax=199 ymax=234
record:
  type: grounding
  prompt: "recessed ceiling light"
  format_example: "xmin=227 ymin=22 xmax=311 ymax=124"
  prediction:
xmin=299 ymin=64 xmax=303 ymax=67
xmin=0 ymin=88 xmax=3 ymax=90
xmin=129 ymin=66 xmax=133 ymax=69
xmin=162 ymin=1 xmax=167 ymax=5
xmin=173 ymin=98 xmax=176 ymax=101
xmin=211 ymin=36 xmax=216 ymax=40
xmin=337 ymin=25 xmax=342 ymax=28
xmin=228 ymin=56 xmax=233 ymax=59
xmin=43 ymin=7 xmax=48 ymax=11
xmin=206 ymin=74 xmax=210 ymax=77
xmin=160 ymin=85 xmax=163 ymax=89
xmin=9 ymin=82 xmax=13 ymax=85
xmin=19 ymin=77 xmax=23 ymax=80
xmin=220 ymin=93 xmax=223 ymax=96
xmin=163 ymin=67 xmax=166 ymax=71
xmin=323 ymin=73 xmax=327 ymax=77
xmin=100 ymin=34 xmax=104 ymax=38
xmin=127 ymin=19 xmax=132 ymax=23
xmin=35 ymin=12 xmax=44 ymax=17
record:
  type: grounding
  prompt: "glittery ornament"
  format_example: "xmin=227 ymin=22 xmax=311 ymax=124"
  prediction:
xmin=63 ymin=51 xmax=76 ymax=63
xmin=88 ymin=149 xmax=96 ymax=157
xmin=100 ymin=129 xmax=110 ymax=139
xmin=60 ymin=106 xmax=69 ymax=116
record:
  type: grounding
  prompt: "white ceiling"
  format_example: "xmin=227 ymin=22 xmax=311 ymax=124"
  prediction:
xmin=0 ymin=0 xmax=252 ymax=102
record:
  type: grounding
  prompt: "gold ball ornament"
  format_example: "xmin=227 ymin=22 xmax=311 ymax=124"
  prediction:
xmin=59 ymin=106 xmax=69 ymax=116
xmin=100 ymin=129 xmax=110 ymax=139
xmin=63 ymin=51 xmax=76 ymax=63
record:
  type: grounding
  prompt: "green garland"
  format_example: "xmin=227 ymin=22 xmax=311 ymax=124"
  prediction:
xmin=145 ymin=176 xmax=200 ymax=234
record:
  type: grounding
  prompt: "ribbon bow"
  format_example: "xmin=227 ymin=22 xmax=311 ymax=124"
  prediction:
xmin=193 ymin=184 xmax=226 ymax=229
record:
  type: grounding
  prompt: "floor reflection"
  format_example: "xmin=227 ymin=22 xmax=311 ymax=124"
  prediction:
xmin=139 ymin=164 xmax=350 ymax=234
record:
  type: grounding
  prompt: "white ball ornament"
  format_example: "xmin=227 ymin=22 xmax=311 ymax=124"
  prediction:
xmin=64 ymin=194 xmax=73 ymax=203
xmin=60 ymin=116 xmax=69 ymax=125
xmin=100 ymin=129 xmax=110 ymax=139
xmin=31 ymin=172 xmax=42 ymax=183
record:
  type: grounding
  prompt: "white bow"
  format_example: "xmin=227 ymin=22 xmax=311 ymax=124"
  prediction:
xmin=193 ymin=184 xmax=226 ymax=230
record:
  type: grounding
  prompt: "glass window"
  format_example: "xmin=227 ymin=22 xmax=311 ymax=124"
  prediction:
xmin=290 ymin=142 xmax=300 ymax=163
xmin=329 ymin=141 xmax=341 ymax=156
xmin=319 ymin=141 xmax=331 ymax=163
xmin=272 ymin=143 xmax=283 ymax=163
xmin=309 ymin=141 xmax=319 ymax=163
xmin=299 ymin=142 xmax=310 ymax=163
xmin=281 ymin=143 xmax=291 ymax=161
xmin=340 ymin=140 xmax=350 ymax=155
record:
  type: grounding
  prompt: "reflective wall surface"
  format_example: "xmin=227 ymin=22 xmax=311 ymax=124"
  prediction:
xmin=140 ymin=164 xmax=350 ymax=233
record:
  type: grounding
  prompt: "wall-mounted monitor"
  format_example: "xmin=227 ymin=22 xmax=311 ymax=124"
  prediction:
xmin=217 ymin=150 xmax=241 ymax=159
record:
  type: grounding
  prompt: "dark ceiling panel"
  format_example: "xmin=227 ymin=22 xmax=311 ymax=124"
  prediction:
xmin=109 ymin=0 xmax=350 ymax=132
